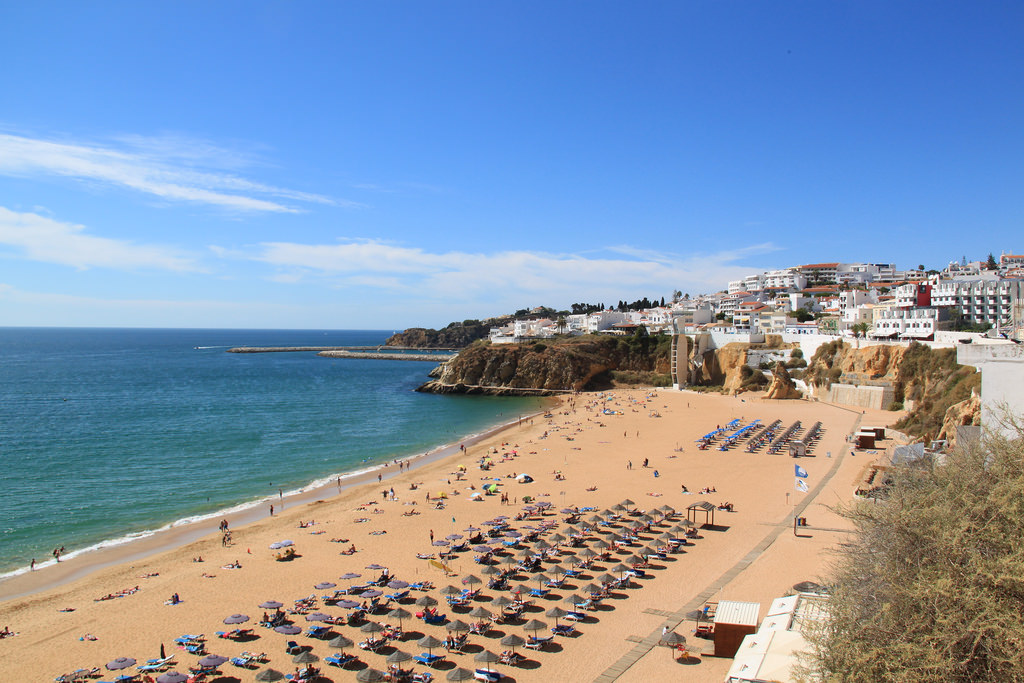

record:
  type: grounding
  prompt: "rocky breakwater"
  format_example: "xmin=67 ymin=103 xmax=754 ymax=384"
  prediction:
xmin=416 ymin=335 xmax=671 ymax=396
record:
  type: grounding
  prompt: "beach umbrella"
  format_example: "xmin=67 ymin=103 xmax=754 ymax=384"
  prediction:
xmin=360 ymin=621 xmax=384 ymax=633
xmin=560 ymin=508 xmax=577 ymax=515
xmin=534 ymin=573 xmax=552 ymax=589
xmin=548 ymin=563 xmax=566 ymax=576
xmin=305 ymin=612 xmax=331 ymax=622
xmin=462 ymin=574 xmax=483 ymax=587
xmin=683 ymin=609 xmax=711 ymax=623
xmin=545 ymin=606 xmax=568 ymax=623
xmin=360 ymin=589 xmax=383 ymax=598
xmin=464 ymin=526 xmax=481 ymax=532
xmin=610 ymin=563 xmax=630 ymax=575
xmin=533 ymin=540 xmax=552 ymax=551
xmin=387 ymin=580 xmax=410 ymax=589
xmin=268 ymin=542 xmax=283 ymax=549
xmin=387 ymin=649 xmax=414 ymax=664
xmin=198 ymin=655 xmax=229 ymax=667
xmin=389 ymin=607 xmax=412 ymax=620
xmin=259 ymin=600 xmax=284 ymax=609
xmin=274 ymin=625 xmax=302 ymax=635
xmin=292 ymin=651 xmax=319 ymax=664
xmin=581 ymin=583 xmax=602 ymax=595
xmin=439 ymin=585 xmax=463 ymax=596
xmin=578 ymin=548 xmax=597 ymax=559
xmin=596 ymin=573 xmax=616 ymax=586
xmin=106 ymin=658 xmax=137 ymax=671
xmin=468 ymin=606 xmax=493 ymax=619
xmin=447 ymin=668 xmax=475 ymax=682
xmin=335 ymin=599 xmax=360 ymax=609
xmin=480 ymin=565 xmax=502 ymax=576
xmin=339 ymin=572 xmax=362 ymax=580
xmin=366 ymin=563 xmax=388 ymax=570
xmin=415 ymin=595 xmax=438 ymax=607
xmin=328 ymin=635 xmax=354 ymax=649
xmin=223 ymin=613 xmax=250 ymax=624
xmin=504 ymin=529 xmax=522 ymax=537
xmin=514 ymin=550 xmax=533 ymax=560
xmin=356 ymin=668 xmax=387 ymax=683
xmin=254 ymin=669 xmax=286 ymax=682
xmin=446 ymin=619 xmax=471 ymax=633
xmin=548 ymin=533 xmax=566 ymax=543
xmin=315 ymin=582 xmax=336 ymax=590
xmin=433 ymin=540 xmax=450 ymax=547
xmin=659 ymin=631 xmax=687 ymax=647
xmin=499 ymin=555 xmax=518 ymax=567
xmin=500 ymin=633 xmax=525 ymax=649
xmin=492 ymin=595 xmax=513 ymax=608
xmin=446 ymin=533 xmax=464 ymax=540
xmin=591 ymin=540 xmax=610 ymax=550
xmin=522 ymin=619 xmax=547 ymax=633
xmin=510 ymin=584 xmax=531 ymax=597
xmin=417 ymin=634 xmax=444 ymax=655
xmin=473 ymin=545 xmax=494 ymax=553
xmin=620 ymin=499 xmax=635 ymax=507
xmin=793 ymin=580 xmax=824 ymax=593
xmin=474 ymin=649 xmax=500 ymax=673
xmin=156 ymin=673 xmax=188 ymax=683
xmin=563 ymin=594 xmax=587 ymax=607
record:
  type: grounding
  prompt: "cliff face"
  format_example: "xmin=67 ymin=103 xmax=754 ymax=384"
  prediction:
xmin=696 ymin=343 xmax=748 ymax=391
xmin=937 ymin=390 xmax=981 ymax=446
xmin=417 ymin=335 xmax=670 ymax=395
xmin=386 ymin=318 xmax=509 ymax=348
xmin=805 ymin=341 xmax=980 ymax=441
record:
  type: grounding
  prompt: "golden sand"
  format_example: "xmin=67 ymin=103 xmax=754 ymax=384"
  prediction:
xmin=0 ymin=390 xmax=898 ymax=683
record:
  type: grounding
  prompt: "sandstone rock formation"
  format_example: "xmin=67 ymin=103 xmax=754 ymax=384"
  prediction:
xmin=417 ymin=336 xmax=670 ymax=395
xmin=763 ymin=362 xmax=802 ymax=400
xmin=937 ymin=389 xmax=981 ymax=447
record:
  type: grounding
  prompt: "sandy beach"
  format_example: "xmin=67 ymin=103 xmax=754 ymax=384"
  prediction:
xmin=0 ymin=389 xmax=900 ymax=683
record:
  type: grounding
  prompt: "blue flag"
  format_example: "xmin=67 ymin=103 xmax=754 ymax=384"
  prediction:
xmin=795 ymin=465 xmax=808 ymax=478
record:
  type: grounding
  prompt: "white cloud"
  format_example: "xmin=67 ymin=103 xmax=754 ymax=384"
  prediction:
xmin=0 ymin=206 xmax=201 ymax=272
xmin=234 ymin=238 xmax=778 ymax=307
xmin=0 ymin=132 xmax=349 ymax=213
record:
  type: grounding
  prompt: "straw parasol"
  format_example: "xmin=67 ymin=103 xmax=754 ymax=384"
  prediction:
xmin=468 ymin=606 xmax=493 ymax=619
xmin=292 ymin=651 xmax=319 ymax=664
xmin=446 ymin=668 xmax=475 ymax=682
xmin=500 ymin=633 xmax=525 ymax=650
xmin=360 ymin=621 xmax=384 ymax=634
xmin=386 ymin=650 xmax=413 ymax=664
xmin=355 ymin=668 xmax=386 ymax=682
xmin=445 ymin=619 xmax=470 ymax=633
xmin=328 ymin=635 xmax=354 ymax=649
xmin=254 ymin=670 xmax=286 ymax=682
xmin=415 ymin=595 xmax=439 ymax=607
xmin=522 ymin=619 xmax=547 ymax=633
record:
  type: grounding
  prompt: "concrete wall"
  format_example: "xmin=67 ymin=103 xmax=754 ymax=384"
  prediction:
xmin=956 ymin=344 xmax=1024 ymax=438
xmin=822 ymin=383 xmax=895 ymax=411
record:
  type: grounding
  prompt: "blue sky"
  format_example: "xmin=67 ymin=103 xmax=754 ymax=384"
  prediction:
xmin=1 ymin=2 xmax=1021 ymax=328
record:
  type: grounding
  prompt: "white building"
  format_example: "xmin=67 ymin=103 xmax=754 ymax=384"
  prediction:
xmin=929 ymin=278 xmax=1023 ymax=329
xmin=872 ymin=307 xmax=947 ymax=340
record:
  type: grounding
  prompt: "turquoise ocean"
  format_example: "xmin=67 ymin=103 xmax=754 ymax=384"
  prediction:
xmin=0 ymin=328 xmax=544 ymax=579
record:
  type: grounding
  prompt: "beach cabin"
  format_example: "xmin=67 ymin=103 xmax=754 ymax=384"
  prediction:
xmin=713 ymin=600 xmax=760 ymax=658
xmin=855 ymin=431 xmax=876 ymax=449
xmin=788 ymin=440 xmax=807 ymax=457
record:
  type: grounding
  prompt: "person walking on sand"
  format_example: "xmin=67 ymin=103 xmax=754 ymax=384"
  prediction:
xmin=429 ymin=529 xmax=434 ymax=544
xmin=269 ymin=504 xmax=274 ymax=516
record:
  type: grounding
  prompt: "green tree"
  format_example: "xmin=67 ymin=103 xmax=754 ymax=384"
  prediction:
xmin=804 ymin=424 xmax=1024 ymax=682
xmin=986 ymin=253 xmax=998 ymax=270
xmin=794 ymin=308 xmax=814 ymax=323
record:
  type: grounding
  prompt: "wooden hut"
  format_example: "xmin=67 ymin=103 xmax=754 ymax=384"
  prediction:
xmin=713 ymin=600 xmax=760 ymax=658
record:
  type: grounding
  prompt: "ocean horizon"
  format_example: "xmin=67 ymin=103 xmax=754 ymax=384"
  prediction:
xmin=0 ymin=327 xmax=544 ymax=579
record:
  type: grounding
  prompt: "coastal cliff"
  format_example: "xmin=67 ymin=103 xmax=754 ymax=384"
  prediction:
xmin=804 ymin=340 xmax=980 ymax=442
xmin=386 ymin=318 xmax=509 ymax=348
xmin=417 ymin=335 xmax=671 ymax=395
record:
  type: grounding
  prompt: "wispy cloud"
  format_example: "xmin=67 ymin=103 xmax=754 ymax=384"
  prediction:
xmin=0 ymin=132 xmax=349 ymax=213
xmin=0 ymin=206 xmax=202 ymax=272
xmin=231 ymin=238 xmax=777 ymax=306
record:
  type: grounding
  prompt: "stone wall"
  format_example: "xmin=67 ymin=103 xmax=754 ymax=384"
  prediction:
xmin=823 ymin=383 xmax=895 ymax=411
